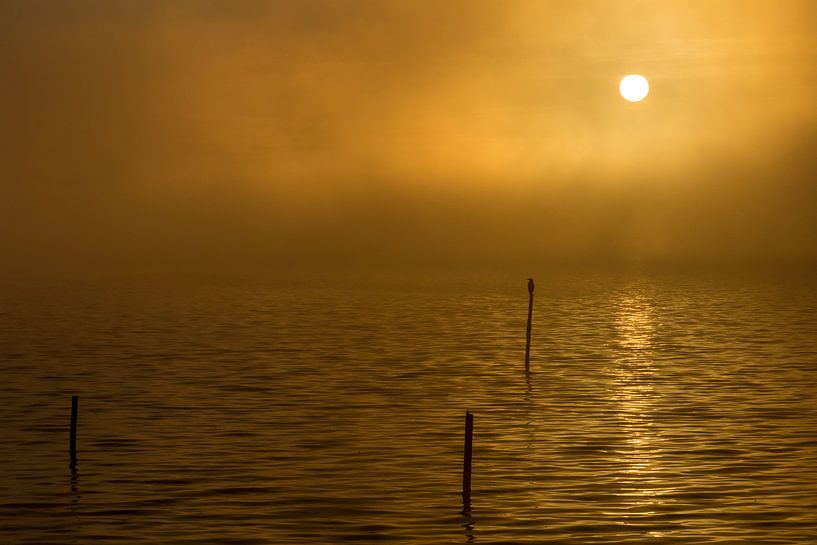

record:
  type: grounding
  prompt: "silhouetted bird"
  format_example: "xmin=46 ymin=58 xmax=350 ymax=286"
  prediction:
xmin=527 ymin=278 xmax=535 ymax=294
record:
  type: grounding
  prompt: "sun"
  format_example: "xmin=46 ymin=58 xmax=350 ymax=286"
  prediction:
xmin=619 ymin=74 xmax=649 ymax=102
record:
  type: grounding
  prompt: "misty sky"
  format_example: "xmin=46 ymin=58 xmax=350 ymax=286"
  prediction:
xmin=3 ymin=0 xmax=817 ymax=274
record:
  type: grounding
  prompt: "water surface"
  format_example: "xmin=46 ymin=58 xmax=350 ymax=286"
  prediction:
xmin=2 ymin=270 xmax=816 ymax=543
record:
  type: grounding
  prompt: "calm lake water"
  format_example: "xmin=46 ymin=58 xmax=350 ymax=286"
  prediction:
xmin=2 ymin=269 xmax=817 ymax=544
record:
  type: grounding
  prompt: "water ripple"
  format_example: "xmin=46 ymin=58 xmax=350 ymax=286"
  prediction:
xmin=1 ymin=271 xmax=817 ymax=543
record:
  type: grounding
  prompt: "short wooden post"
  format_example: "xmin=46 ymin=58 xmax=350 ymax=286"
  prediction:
xmin=69 ymin=395 xmax=78 ymax=469
xmin=462 ymin=410 xmax=474 ymax=511
xmin=525 ymin=278 xmax=535 ymax=373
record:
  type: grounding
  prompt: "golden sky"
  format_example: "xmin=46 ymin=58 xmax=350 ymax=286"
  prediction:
xmin=3 ymin=1 xmax=817 ymax=273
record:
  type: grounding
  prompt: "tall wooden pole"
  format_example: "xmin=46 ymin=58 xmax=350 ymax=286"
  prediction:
xmin=462 ymin=410 xmax=474 ymax=512
xmin=69 ymin=395 xmax=78 ymax=470
xmin=525 ymin=278 xmax=535 ymax=373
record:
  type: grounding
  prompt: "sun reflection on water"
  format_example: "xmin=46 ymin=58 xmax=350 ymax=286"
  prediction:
xmin=614 ymin=294 xmax=656 ymax=354
xmin=610 ymin=292 xmax=676 ymax=520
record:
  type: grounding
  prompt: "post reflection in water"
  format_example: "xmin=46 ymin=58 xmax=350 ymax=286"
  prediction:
xmin=460 ymin=513 xmax=476 ymax=544
xmin=68 ymin=465 xmax=80 ymax=545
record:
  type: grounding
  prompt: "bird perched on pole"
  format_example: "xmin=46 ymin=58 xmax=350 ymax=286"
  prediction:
xmin=524 ymin=278 xmax=535 ymax=373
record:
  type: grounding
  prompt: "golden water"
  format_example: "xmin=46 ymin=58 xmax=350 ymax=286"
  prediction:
xmin=1 ymin=271 xmax=816 ymax=543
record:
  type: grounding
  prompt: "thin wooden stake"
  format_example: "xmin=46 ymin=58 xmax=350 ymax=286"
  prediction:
xmin=462 ymin=410 xmax=474 ymax=512
xmin=69 ymin=395 xmax=78 ymax=469
xmin=525 ymin=278 xmax=535 ymax=373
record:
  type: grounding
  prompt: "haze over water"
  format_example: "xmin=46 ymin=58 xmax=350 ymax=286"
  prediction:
xmin=3 ymin=1 xmax=817 ymax=542
xmin=4 ymin=1 xmax=817 ymax=275
xmin=2 ymin=270 xmax=817 ymax=544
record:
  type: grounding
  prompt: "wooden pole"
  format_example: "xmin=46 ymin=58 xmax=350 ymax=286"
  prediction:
xmin=462 ymin=410 xmax=474 ymax=511
xmin=69 ymin=395 xmax=78 ymax=469
xmin=525 ymin=278 xmax=535 ymax=373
